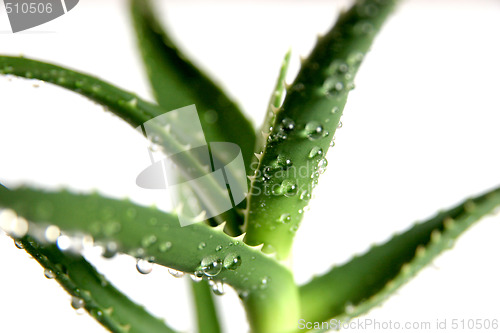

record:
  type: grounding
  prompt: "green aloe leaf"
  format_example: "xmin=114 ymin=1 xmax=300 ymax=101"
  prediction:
xmin=0 ymin=55 xmax=241 ymax=227
xmin=130 ymin=0 xmax=254 ymax=236
xmin=190 ymin=280 xmax=222 ymax=333
xmin=0 ymin=186 xmax=300 ymax=333
xmin=299 ymin=185 xmax=500 ymax=326
xmin=130 ymin=0 xmax=255 ymax=168
xmin=16 ymin=235 xmax=175 ymax=333
xmin=244 ymin=0 xmax=398 ymax=259
xmin=251 ymin=49 xmax=292 ymax=173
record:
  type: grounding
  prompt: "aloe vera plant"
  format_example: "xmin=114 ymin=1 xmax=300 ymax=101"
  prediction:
xmin=1 ymin=0 xmax=499 ymax=332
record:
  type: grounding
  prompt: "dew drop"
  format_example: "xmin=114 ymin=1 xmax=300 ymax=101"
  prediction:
xmin=198 ymin=242 xmax=206 ymax=250
xmin=56 ymin=235 xmax=72 ymax=251
xmin=3 ymin=214 xmax=28 ymax=238
xmin=238 ymin=290 xmax=249 ymax=300
xmin=102 ymin=241 xmax=118 ymax=259
xmin=338 ymin=63 xmax=349 ymax=73
xmin=43 ymin=225 xmax=60 ymax=243
xmin=291 ymin=83 xmax=305 ymax=92
xmin=44 ymin=268 xmax=55 ymax=279
xmin=209 ymin=280 xmax=225 ymax=296
xmin=201 ymin=256 xmax=223 ymax=277
xmin=281 ymin=117 xmax=295 ymax=131
xmin=308 ymin=146 xmax=323 ymax=159
xmin=14 ymin=239 xmax=23 ymax=249
xmin=141 ymin=235 xmax=157 ymax=248
xmin=260 ymin=276 xmax=270 ymax=289
xmin=337 ymin=121 xmax=343 ymax=129
xmin=168 ymin=268 xmax=185 ymax=278
xmin=322 ymin=78 xmax=345 ymax=97
xmin=331 ymin=106 xmax=339 ymax=114
xmin=304 ymin=121 xmax=325 ymax=140
xmin=318 ymin=158 xmax=328 ymax=174
xmin=193 ymin=269 xmax=204 ymax=279
xmin=223 ymin=253 xmax=242 ymax=270
xmin=345 ymin=302 xmax=355 ymax=314
xmin=71 ymin=296 xmax=85 ymax=310
xmin=279 ymin=213 xmax=292 ymax=224
xmin=136 ymin=259 xmax=153 ymax=275
xmin=347 ymin=52 xmax=364 ymax=65
xmin=159 ymin=241 xmax=172 ymax=252
xmin=190 ymin=274 xmax=203 ymax=282
xmin=215 ymin=245 xmax=223 ymax=252
xmin=273 ymin=179 xmax=298 ymax=197
xmin=0 ymin=209 xmax=17 ymax=234
xmin=300 ymin=191 xmax=311 ymax=201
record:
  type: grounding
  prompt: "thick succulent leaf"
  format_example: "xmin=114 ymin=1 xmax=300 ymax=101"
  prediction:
xmin=0 ymin=55 xmax=241 ymax=227
xmin=131 ymin=0 xmax=259 ymax=236
xmin=0 ymin=186 xmax=300 ymax=333
xmin=252 ymin=50 xmax=292 ymax=170
xmin=244 ymin=0 xmax=398 ymax=259
xmin=299 ymin=185 xmax=500 ymax=325
xmin=130 ymin=0 xmax=255 ymax=168
xmin=190 ymin=280 xmax=222 ymax=333
xmin=16 ymin=235 xmax=176 ymax=333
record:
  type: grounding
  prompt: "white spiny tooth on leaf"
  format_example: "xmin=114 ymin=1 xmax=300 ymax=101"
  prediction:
xmin=415 ymin=245 xmax=426 ymax=258
xmin=264 ymin=252 xmax=278 ymax=260
xmin=443 ymin=217 xmax=455 ymax=229
xmin=103 ymin=307 xmax=114 ymax=316
xmin=214 ymin=221 xmax=226 ymax=232
xmin=251 ymin=243 xmax=264 ymax=251
xmin=234 ymin=232 xmax=246 ymax=242
xmin=119 ymin=324 xmax=131 ymax=333
xmin=193 ymin=210 xmax=207 ymax=222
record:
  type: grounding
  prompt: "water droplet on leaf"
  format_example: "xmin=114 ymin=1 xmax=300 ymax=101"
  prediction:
xmin=44 ymin=268 xmax=55 ymax=279
xmin=168 ymin=268 xmax=185 ymax=278
xmin=279 ymin=213 xmax=292 ymax=223
xmin=223 ymin=253 xmax=242 ymax=270
xmin=201 ymin=256 xmax=223 ymax=277
xmin=71 ymin=297 xmax=85 ymax=310
xmin=308 ymin=146 xmax=323 ymax=159
xmin=209 ymin=280 xmax=225 ymax=296
xmin=304 ymin=121 xmax=326 ymax=140
xmin=136 ymin=259 xmax=153 ymax=275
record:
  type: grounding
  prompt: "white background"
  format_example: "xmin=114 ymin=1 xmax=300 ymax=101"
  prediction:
xmin=1 ymin=0 xmax=500 ymax=332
